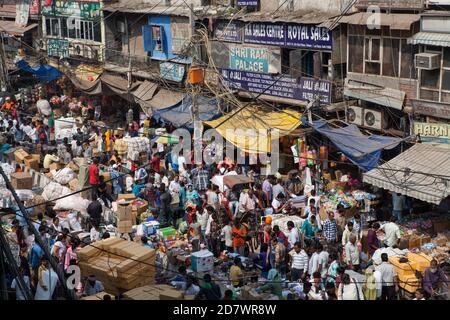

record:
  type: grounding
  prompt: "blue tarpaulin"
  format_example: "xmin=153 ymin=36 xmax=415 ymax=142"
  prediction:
xmin=312 ymin=120 xmax=402 ymax=171
xmin=16 ymin=59 xmax=62 ymax=82
xmin=152 ymin=95 xmax=221 ymax=129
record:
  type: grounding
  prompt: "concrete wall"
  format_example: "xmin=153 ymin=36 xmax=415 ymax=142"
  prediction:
xmin=142 ymin=0 xmax=203 ymax=6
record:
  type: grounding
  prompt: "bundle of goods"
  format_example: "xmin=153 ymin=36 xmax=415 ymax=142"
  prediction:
xmin=10 ymin=172 xmax=33 ymax=190
xmin=54 ymin=117 xmax=77 ymax=141
xmin=77 ymin=237 xmax=156 ymax=295
xmin=270 ymin=214 xmax=304 ymax=235
xmin=397 ymin=228 xmax=432 ymax=250
xmin=80 ymin=292 xmax=114 ymax=300
xmin=53 ymin=195 xmax=90 ymax=215
xmin=123 ymin=137 xmax=150 ymax=161
xmin=157 ymin=227 xmax=177 ymax=242
xmin=41 ymin=182 xmax=71 ymax=201
xmin=130 ymin=198 xmax=148 ymax=221
xmin=52 ymin=168 xmax=77 ymax=185
xmin=142 ymin=220 xmax=160 ymax=237
xmin=122 ymin=284 xmax=184 ymax=300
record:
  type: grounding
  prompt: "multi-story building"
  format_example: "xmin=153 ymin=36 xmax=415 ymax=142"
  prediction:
xmin=39 ymin=0 xmax=107 ymax=63
xmin=407 ymin=10 xmax=450 ymax=145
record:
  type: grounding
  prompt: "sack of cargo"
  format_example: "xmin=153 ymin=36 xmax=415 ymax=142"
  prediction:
xmin=42 ymin=182 xmax=71 ymax=201
xmin=52 ymin=167 xmax=77 ymax=185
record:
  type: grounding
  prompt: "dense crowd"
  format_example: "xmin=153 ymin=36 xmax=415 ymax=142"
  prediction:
xmin=0 ymin=95 xmax=448 ymax=301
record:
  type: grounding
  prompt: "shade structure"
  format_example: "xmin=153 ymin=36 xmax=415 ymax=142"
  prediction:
xmin=312 ymin=120 xmax=402 ymax=171
xmin=363 ymin=143 xmax=450 ymax=205
xmin=205 ymin=106 xmax=302 ymax=154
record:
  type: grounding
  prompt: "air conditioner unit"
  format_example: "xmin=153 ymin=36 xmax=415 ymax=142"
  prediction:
xmin=415 ymin=53 xmax=441 ymax=70
xmin=347 ymin=106 xmax=363 ymax=126
xmin=363 ymin=109 xmax=382 ymax=131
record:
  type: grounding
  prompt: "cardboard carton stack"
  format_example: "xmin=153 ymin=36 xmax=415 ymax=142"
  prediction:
xmin=77 ymin=237 xmax=156 ymax=295
xmin=122 ymin=284 xmax=184 ymax=300
xmin=116 ymin=202 xmax=133 ymax=233
xmin=24 ymin=154 xmax=40 ymax=171
xmin=14 ymin=149 xmax=29 ymax=164
xmin=10 ymin=172 xmax=33 ymax=189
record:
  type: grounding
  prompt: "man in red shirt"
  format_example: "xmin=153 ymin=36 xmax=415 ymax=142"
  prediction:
xmin=89 ymin=158 xmax=100 ymax=200
xmin=150 ymin=152 xmax=160 ymax=173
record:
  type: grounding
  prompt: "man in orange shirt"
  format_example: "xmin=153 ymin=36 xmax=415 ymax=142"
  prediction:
xmin=232 ymin=219 xmax=247 ymax=256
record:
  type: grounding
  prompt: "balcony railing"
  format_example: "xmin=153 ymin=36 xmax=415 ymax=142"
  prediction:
xmin=104 ymin=48 xmax=154 ymax=71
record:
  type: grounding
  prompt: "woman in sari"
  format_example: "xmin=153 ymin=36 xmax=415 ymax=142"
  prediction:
xmin=186 ymin=184 xmax=200 ymax=208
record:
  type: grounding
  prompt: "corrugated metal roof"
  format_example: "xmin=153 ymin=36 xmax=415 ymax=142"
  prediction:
xmin=0 ymin=20 xmax=38 ymax=36
xmin=363 ymin=143 xmax=450 ymax=205
xmin=408 ymin=31 xmax=450 ymax=47
xmin=323 ymin=12 xmax=420 ymax=30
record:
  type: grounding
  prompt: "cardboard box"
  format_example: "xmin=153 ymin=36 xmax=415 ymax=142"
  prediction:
xmin=10 ymin=172 xmax=33 ymax=189
xmin=433 ymin=220 xmax=450 ymax=234
xmin=158 ymin=287 xmax=184 ymax=300
xmin=409 ymin=235 xmax=421 ymax=249
xmin=117 ymin=221 xmax=133 ymax=234
xmin=191 ymin=249 xmax=214 ymax=272
xmin=49 ymin=162 xmax=65 ymax=171
xmin=14 ymin=149 xmax=29 ymax=164
xmin=118 ymin=194 xmax=136 ymax=201
xmin=24 ymin=156 xmax=39 ymax=171
xmin=117 ymin=203 xmax=133 ymax=221
xmin=30 ymin=154 xmax=41 ymax=162
xmin=131 ymin=199 xmax=148 ymax=216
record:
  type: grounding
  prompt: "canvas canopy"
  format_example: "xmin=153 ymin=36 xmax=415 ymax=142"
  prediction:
xmin=205 ymin=106 xmax=301 ymax=154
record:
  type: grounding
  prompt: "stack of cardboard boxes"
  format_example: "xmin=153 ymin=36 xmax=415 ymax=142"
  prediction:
xmin=122 ymin=284 xmax=184 ymax=300
xmin=117 ymin=202 xmax=133 ymax=234
xmin=10 ymin=172 xmax=33 ymax=189
xmin=77 ymin=237 xmax=156 ymax=295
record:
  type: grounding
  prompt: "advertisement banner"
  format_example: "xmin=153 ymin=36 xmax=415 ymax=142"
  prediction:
xmin=16 ymin=0 xmax=30 ymax=27
xmin=221 ymin=69 xmax=332 ymax=104
xmin=41 ymin=0 xmax=101 ymax=19
xmin=244 ymin=22 xmax=333 ymax=51
xmin=47 ymin=38 xmax=69 ymax=58
xmin=160 ymin=62 xmax=186 ymax=82
xmin=244 ymin=22 xmax=286 ymax=46
xmin=285 ymin=24 xmax=332 ymax=50
xmin=229 ymin=46 xmax=269 ymax=73
xmin=214 ymin=20 xmax=242 ymax=43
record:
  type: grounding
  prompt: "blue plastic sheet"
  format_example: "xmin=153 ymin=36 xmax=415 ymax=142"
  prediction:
xmin=16 ymin=59 xmax=62 ymax=82
xmin=312 ymin=120 xmax=402 ymax=171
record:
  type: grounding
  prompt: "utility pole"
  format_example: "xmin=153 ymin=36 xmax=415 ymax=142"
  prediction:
xmin=0 ymin=167 xmax=77 ymax=300
xmin=0 ymin=248 xmax=8 ymax=300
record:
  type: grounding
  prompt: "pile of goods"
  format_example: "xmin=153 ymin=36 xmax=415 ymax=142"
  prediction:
xmin=77 ymin=237 xmax=156 ymax=295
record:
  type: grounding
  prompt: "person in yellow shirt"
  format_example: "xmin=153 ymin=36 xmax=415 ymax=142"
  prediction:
xmin=229 ymin=257 xmax=244 ymax=288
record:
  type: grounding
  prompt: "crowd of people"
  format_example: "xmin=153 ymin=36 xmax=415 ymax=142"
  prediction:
xmin=1 ymin=94 xmax=448 ymax=301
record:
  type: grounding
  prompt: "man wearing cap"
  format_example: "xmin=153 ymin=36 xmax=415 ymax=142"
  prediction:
xmin=83 ymin=275 xmax=104 ymax=296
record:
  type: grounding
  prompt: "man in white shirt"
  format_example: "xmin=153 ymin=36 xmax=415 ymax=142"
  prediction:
xmin=287 ymin=221 xmax=299 ymax=251
xmin=308 ymin=247 xmax=319 ymax=276
xmin=196 ymin=208 xmax=209 ymax=238
xmin=376 ymin=253 xmax=398 ymax=300
xmin=317 ymin=244 xmax=329 ymax=280
xmin=178 ymin=155 xmax=187 ymax=174
xmin=43 ymin=150 xmax=60 ymax=169
xmin=378 ymin=218 xmax=401 ymax=247
xmin=289 ymin=242 xmax=308 ymax=281
xmin=238 ymin=188 xmax=258 ymax=213
xmin=345 ymin=234 xmax=360 ymax=271
xmin=221 ymin=220 xmax=234 ymax=252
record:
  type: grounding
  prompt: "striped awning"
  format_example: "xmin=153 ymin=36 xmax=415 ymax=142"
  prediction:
xmin=363 ymin=144 xmax=450 ymax=205
xmin=408 ymin=32 xmax=450 ymax=47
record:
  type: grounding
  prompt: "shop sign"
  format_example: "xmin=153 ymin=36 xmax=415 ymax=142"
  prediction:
xmin=214 ymin=20 xmax=242 ymax=43
xmin=41 ymin=0 xmax=101 ymax=19
xmin=229 ymin=46 xmax=269 ymax=73
xmin=237 ymin=0 xmax=259 ymax=6
xmin=221 ymin=69 xmax=332 ymax=104
xmin=160 ymin=62 xmax=185 ymax=82
xmin=244 ymin=22 xmax=333 ymax=51
xmin=414 ymin=122 xmax=450 ymax=144
xmin=411 ymin=99 xmax=450 ymax=120
xmin=47 ymin=38 xmax=69 ymax=58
